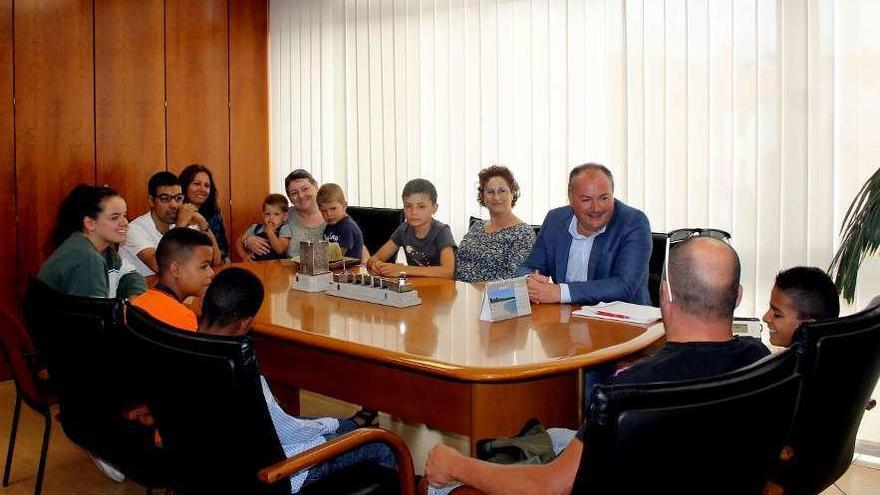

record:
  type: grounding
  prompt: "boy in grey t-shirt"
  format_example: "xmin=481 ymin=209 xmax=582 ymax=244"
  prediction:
xmin=367 ymin=178 xmax=457 ymax=279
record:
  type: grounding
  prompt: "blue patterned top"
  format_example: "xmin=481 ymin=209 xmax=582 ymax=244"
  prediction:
xmin=455 ymin=219 xmax=535 ymax=283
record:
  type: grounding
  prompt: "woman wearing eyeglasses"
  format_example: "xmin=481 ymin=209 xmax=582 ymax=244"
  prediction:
xmin=455 ymin=165 xmax=536 ymax=283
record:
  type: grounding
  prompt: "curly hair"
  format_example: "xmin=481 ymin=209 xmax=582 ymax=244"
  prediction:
xmin=477 ymin=165 xmax=520 ymax=207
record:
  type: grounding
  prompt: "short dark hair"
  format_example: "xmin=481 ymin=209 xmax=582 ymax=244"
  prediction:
xmin=179 ymin=164 xmax=220 ymax=215
xmin=667 ymin=238 xmax=741 ymax=320
xmin=568 ymin=163 xmax=614 ymax=192
xmin=263 ymin=193 xmax=289 ymax=212
xmin=775 ymin=266 xmax=840 ymax=321
xmin=402 ymin=178 xmax=438 ymax=204
xmin=155 ymin=227 xmax=212 ymax=272
xmin=284 ymin=169 xmax=318 ymax=191
xmin=148 ymin=171 xmax=180 ymax=197
xmin=477 ymin=165 xmax=521 ymax=207
xmin=199 ymin=267 xmax=264 ymax=330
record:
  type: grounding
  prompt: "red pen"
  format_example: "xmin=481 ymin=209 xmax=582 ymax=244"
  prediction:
xmin=596 ymin=310 xmax=630 ymax=320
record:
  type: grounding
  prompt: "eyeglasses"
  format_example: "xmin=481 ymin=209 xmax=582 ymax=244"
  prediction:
xmin=484 ymin=187 xmax=511 ymax=197
xmin=154 ymin=194 xmax=184 ymax=204
xmin=663 ymin=228 xmax=731 ymax=303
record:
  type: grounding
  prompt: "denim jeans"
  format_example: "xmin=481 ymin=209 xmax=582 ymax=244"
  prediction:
xmin=301 ymin=420 xmax=397 ymax=487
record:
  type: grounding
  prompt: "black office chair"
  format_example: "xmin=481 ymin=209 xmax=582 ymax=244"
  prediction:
xmin=122 ymin=304 xmax=416 ymax=494
xmin=22 ymin=277 xmax=170 ymax=489
xmin=0 ymin=306 xmax=53 ymax=495
xmin=468 ymin=216 xmax=541 ymax=237
xmin=348 ymin=206 xmax=405 ymax=255
xmin=773 ymin=300 xmax=880 ymax=493
xmin=647 ymin=232 xmax=668 ymax=307
xmin=572 ymin=348 xmax=802 ymax=494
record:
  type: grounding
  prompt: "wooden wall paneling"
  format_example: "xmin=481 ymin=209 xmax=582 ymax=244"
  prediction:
xmin=0 ymin=0 xmax=14 ymax=314
xmin=166 ymin=0 xmax=231 ymax=247
xmin=95 ymin=0 xmax=166 ymax=217
xmin=229 ymin=0 xmax=269 ymax=260
xmin=0 ymin=0 xmax=13 ymax=380
xmin=14 ymin=0 xmax=95 ymax=285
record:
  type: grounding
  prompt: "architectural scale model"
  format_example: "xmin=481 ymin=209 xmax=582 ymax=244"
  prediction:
xmin=325 ymin=270 xmax=421 ymax=308
xmin=291 ymin=240 xmax=333 ymax=292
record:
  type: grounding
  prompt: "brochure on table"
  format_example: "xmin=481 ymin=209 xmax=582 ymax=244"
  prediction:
xmin=572 ymin=301 xmax=662 ymax=325
xmin=480 ymin=276 xmax=532 ymax=322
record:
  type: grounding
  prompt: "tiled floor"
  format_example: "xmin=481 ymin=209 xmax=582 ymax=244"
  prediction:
xmin=0 ymin=380 xmax=876 ymax=494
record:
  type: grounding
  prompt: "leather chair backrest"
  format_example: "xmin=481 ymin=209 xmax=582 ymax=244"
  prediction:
xmin=574 ymin=349 xmax=801 ymax=495
xmin=123 ymin=304 xmax=287 ymax=495
xmin=784 ymin=303 xmax=880 ymax=493
xmin=348 ymin=206 xmax=405 ymax=255
xmin=647 ymin=232 xmax=668 ymax=307
xmin=22 ymin=277 xmax=168 ymax=485
xmin=22 ymin=277 xmax=125 ymax=439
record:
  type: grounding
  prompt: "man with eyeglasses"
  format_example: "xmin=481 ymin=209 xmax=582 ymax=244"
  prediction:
xmin=517 ymin=163 xmax=652 ymax=305
xmin=425 ymin=235 xmax=769 ymax=495
xmin=122 ymin=171 xmax=222 ymax=276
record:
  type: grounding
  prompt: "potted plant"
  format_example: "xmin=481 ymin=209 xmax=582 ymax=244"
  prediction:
xmin=830 ymin=167 xmax=880 ymax=303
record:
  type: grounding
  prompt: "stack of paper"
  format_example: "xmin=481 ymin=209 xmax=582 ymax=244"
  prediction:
xmin=572 ymin=301 xmax=662 ymax=325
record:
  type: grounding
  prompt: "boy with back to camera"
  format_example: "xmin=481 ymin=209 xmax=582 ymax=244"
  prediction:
xmin=198 ymin=267 xmax=397 ymax=493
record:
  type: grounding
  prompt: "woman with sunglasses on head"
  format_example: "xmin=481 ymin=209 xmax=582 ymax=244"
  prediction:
xmin=456 ymin=165 xmax=536 ymax=283
xmin=39 ymin=184 xmax=146 ymax=299
xmin=180 ymin=164 xmax=230 ymax=263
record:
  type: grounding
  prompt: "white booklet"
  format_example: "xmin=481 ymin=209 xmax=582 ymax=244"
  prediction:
xmin=572 ymin=301 xmax=662 ymax=325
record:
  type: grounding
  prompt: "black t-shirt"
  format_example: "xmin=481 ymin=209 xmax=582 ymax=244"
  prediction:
xmin=322 ymin=215 xmax=364 ymax=259
xmin=576 ymin=336 xmax=769 ymax=440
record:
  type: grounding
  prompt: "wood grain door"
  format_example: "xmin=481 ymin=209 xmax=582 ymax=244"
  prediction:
xmin=166 ymin=0 xmax=231 ymax=249
xmin=95 ymin=0 xmax=166 ymax=217
xmin=14 ymin=0 xmax=95 ymax=285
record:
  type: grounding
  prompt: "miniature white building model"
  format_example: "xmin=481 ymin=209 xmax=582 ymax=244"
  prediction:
xmin=291 ymin=241 xmax=333 ymax=292
xmin=325 ymin=271 xmax=421 ymax=308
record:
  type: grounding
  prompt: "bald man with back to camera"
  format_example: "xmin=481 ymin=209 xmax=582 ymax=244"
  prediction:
xmin=427 ymin=236 xmax=769 ymax=495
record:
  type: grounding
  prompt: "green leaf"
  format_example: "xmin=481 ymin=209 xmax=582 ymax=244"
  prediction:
xmin=830 ymin=167 xmax=880 ymax=303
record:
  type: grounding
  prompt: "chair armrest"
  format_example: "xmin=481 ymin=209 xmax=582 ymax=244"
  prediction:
xmin=257 ymin=427 xmax=415 ymax=494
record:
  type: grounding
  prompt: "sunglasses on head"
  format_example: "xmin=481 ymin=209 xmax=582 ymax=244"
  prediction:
xmin=663 ymin=228 xmax=732 ymax=303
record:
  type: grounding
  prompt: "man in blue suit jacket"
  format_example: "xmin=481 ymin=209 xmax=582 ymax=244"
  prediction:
xmin=517 ymin=164 xmax=652 ymax=305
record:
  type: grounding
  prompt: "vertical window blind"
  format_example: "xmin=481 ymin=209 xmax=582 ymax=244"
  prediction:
xmin=269 ymin=0 xmax=880 ymax=317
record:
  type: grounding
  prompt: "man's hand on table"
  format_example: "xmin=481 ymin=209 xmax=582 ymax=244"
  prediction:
xmin=527 ymin=274 xmax=562 ymax=304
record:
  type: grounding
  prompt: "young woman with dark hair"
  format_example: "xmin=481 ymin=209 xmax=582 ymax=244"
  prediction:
xmin=180 ymin=163 xmax=230 ymax=261
xmin=38 ymin=184 xmax=146 ymax=299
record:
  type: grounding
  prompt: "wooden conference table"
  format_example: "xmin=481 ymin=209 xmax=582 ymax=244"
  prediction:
xmin=241 ymin=261 xmax=665 ymax=453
